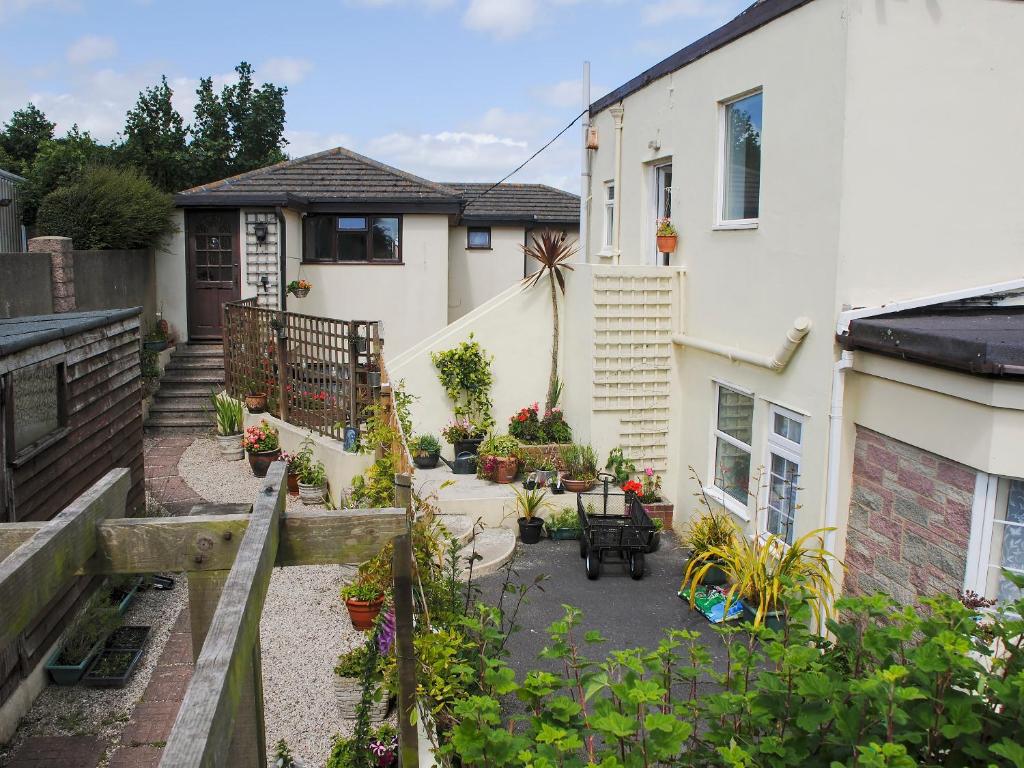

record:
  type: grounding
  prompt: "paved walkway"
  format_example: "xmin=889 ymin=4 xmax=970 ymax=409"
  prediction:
xmin=4 ymin=437 xmax=199 ymax=768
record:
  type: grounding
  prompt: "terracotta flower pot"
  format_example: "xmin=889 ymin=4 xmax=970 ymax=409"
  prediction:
xmin=489 ymin=456 xmax=518 ymax=484
xmin=656 ymin=234 xmax=678 ymax=253
xmin=562 ymin=477 xmax=596 ymax=493
xmin=287 ymin=472 xmax=299 ymax=496
xmin=247 ymin=448 xmax=281 ymax=478
xmin=245 ymin=393 xmax=267 ymax=413
xmin=345 ymin=596 xmax=385 ymax=631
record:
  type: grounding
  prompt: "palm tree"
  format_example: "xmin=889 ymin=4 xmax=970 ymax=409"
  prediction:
xmin=522 ymin=229 xmax=577 ymax=413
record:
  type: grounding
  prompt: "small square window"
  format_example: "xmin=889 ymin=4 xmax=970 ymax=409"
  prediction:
xmin=467 ymin=227 xmax=491 ymax=249
xmin=337 ymin=217 xmax=368 ymax=231
xmin=10 ymin=362 xmax=65 ymax=458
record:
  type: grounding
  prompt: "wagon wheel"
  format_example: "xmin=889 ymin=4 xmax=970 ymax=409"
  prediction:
xmin=585 ymin=545 xmax=601 ymax=580
xmin=629 ymin=551 xmax=645 ymax=580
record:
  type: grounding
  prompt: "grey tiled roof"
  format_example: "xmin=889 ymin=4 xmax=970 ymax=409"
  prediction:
xmin=178 ymin=147 xmax=458 ymax=203
xmin=445 ymin=183 xmax=580 ymax=224
xmin=0 ymin=308 xmax=140 ymax=357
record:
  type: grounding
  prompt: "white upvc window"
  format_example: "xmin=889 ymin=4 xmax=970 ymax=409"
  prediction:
xmin=764 ymin=405 xmax=803 ymax=545
xmin=709 ymin=383 xmax=754 ymax=516
xmin=602 ymin=181 xmax=615 ymax=252
xmin=715 ymin=89 xmax=763 ymax=229
xmin=967 ymin=474 xmax=1024 ymax=607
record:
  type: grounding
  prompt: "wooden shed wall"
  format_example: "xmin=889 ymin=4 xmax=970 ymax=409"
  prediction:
xmin=0 ymin=313 xmax=145 ymax=706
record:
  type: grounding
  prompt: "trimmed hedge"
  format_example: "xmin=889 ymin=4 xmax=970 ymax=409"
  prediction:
xmin=36 ymin=165 xmax=174 ymax=249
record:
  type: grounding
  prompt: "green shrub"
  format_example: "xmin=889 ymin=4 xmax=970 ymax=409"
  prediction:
xmin=410 ymin=433 xmax=441 ymax=455
xmin=36 ymin=164 xmax=174 ymax=249
xmin=545 ymin=506 xmax=580 ymax=531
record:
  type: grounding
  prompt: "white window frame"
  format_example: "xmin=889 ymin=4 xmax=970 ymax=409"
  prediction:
xmin=652 ymin=161 xmax=672 ymax=265
xmin=965 ymin=472 xmax=1024 ymax=608
xmin=705 ymin=381 xmax=754 ymax=520
xmin=762 ymin=404 xmax=804 ymax=545
xmin=601 ymin=181 xmax=615 ymax=254
xmin=714 ymin=88 xmax=762 ymax=231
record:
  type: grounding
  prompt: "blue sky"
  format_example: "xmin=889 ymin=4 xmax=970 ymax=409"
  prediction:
xmin=0 ymin=0 xmax=750 ymax=191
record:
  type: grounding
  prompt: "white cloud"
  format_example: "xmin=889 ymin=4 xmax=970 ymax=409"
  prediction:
xmin=463 ymin=0 xmax=537 ymax=39
xmin=641 ymin=0 xmax=737 ymax=25
xmin=533 ymin=78 xmax=611 ymax=110
xmin=66 ymin=35 xmax=116 ymax=65
xmin=259 ymin=57 xmax=314 ymax=86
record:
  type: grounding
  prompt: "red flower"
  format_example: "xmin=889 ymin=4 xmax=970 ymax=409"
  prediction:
xmin=622 ymin=480 xmax=642 ymax=495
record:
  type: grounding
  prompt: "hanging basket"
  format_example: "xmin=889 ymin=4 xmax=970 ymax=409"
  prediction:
xmin=290 ymin=287 xmax=310 ymax=298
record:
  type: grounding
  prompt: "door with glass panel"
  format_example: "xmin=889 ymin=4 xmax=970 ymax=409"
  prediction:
xmin=653 ymin=163 xmax=672 ymax=265
xmin=185 ymin=210 xmax=240 ymax=341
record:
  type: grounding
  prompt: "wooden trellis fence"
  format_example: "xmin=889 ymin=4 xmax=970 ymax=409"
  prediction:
xmin=223 ymin=300 xmax=383 ymax=441
xmin=0 ymin=465 xmax=421 ymax=768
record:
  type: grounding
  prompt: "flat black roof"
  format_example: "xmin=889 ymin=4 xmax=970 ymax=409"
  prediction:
xmin=0 ymin=308 xmax=140 ymax=358
xmin=842 ymin=307 xmax=1024 ymax=378
xmin=591 ymin=0 xmax=815 ymax=115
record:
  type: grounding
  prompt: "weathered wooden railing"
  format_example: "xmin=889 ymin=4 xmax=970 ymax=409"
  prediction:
xmin=0 ymin=465 xmax=417 ymax=768
xmin=223 ymin=300 xmax=383 ymax=441
xmin=379 ymin=358 xmax=415 ymax=479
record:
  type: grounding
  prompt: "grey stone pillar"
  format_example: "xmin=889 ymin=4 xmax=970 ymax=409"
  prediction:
xmin=28 ymin=236 xmax=76 ymax=313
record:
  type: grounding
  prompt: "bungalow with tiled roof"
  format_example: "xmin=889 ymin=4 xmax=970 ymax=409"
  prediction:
xmin=155 ymin=147 xmax=578 ymax=353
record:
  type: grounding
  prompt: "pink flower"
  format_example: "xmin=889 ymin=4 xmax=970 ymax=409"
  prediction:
xmin=645 ymin=467 xmax=654 ymax=477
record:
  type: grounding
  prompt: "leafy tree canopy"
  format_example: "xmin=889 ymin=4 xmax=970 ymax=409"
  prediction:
xmin=0 ymin=103 xmax=55 ymax=176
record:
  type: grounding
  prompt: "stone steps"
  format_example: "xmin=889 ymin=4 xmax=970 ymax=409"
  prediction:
xmin=145 ymin=344 xmax=224 ymax=435
xmin=460 ymin=528 xmax=517 ymax=580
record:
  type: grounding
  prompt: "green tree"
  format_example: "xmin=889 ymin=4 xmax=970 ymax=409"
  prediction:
xmin=121 ymin=75 xmax=189 ymax=191
xmin=36 ymin=164 xmax=174 ymax=249
xmin=0 ymin=103 xmax=55 ymax=176
xmin=190 ymin=76 xmax=233 ymax=184
xmin=222 ymin=62 xmax=288 ymax=172
xmin=20 ymin=125 xmax=114 ymax=226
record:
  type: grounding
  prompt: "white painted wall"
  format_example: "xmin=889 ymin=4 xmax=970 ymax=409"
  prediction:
xmin=447 ymin=225 xmax=526 ymax=323
xmin=154 ymin=208 xmax=187 ymax=341
xmin=286 ymin=213 xmax=450 ymax=357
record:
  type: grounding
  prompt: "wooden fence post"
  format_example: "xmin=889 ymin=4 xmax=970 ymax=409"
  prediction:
xmin=275 ymin=326 xmax=289 ymax=424
xmin=392 ymin=532 xmax=419 ymax=768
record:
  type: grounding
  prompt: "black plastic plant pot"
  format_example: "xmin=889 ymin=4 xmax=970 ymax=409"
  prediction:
xmin=83 ymin=648 xmax=144 ymax=688
xmin=453 ymin=437 xmax=483 ymax=457
xmin=518 ymin=517 xmax=544 ymax=544
xmin=413 ymin=452 xmax=440 ymax=470
xmin=106 ymin=625 xmax=151 ymax=652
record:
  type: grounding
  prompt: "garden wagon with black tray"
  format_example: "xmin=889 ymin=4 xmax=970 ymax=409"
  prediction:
xmin=577 ymin=472 xmax=657 ymax=580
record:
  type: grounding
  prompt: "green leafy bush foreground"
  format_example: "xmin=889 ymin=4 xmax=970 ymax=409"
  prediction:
xmin=444 ymin=580 xmax=1024 ymax=768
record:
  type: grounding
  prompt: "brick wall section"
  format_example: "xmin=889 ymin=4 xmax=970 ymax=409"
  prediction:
xmin=245 ymin=211 xmax=278 ymax=309
xmin=844 ymin=426 xmax=976 ymax=605
xmin=28 ymin=235 xmax=75 ymax=313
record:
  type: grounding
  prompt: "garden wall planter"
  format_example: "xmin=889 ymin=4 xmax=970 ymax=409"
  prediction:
xmin=518 ymin=517 xmax=543 ymax=544
xmin=83 ymin=648 xmax=144 ymax=688
xmin=215 ymin=433 xmax=243 ymax=461
xmin=106 ymin=625 xmax=151 ymax=652
xmin=642 ymin=502 xmax=674 ymax=528
xmin=245 ymin=393 xmax=268 ymax=413
xmin=298 ymin=482 xmax=327 ymax=505
xmin=547 ymin=526 xmax=580 ymax=541
xmin=413 ymin=452 xmax=440 ymax=470
xmin=46 ymin=640 xmax=104 ymax=685
xmin=247 ymin=448 xmax=281 ymax=478
xmin=345 ymin=596 xmax=385 ymax=631
xmin=453 ymin=437 xmax=484 ymax=457
xmin=112 ymin=576 xmax=144 ymax=616
xmin=519 ymin=443 xmax=568 ymax=471
xmin=334 ymin=676 xmax=390 ymax=723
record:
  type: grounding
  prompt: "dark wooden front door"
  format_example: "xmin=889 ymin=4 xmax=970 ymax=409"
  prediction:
xmin=186 ymin=210 xmax=240 ymax=340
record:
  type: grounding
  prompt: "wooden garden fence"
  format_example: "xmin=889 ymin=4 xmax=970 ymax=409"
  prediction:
xmin=223 ymin=299 xmax=383 ymax=441
xmin=0 ymin=464 xmax=422 ymax=768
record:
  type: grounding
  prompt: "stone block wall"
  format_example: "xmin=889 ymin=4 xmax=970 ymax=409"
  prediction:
xmin=844 ymin=426 xmax=976 ymax=604
xmin=245 ymin=211 xmax=279 ymax=309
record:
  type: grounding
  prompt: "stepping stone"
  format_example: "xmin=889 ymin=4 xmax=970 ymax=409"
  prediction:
xmin=6 ymin=736 xmax=107 ymax=768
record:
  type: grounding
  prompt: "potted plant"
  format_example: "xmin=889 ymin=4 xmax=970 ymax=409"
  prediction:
xmin=656 ymin=217 xmax=678 ymax=253
xmin=637 ymin=466 xmax=673 ymax=527
xmin=410 ymin=434 xmax=441 ymax=469
xmin=297 ymin=453 xmax=328 ymax=506
xmin=83 ymin=624 xmax=150 ymax=688
xmin=279 ymin=451 xmax=299 ymax=496
xmin=108 ymin=574 xmax=144 ymax=616
xmin=680 ymin=507 xmax=735 ymax=586
xmin=46 ymin=592 xmax=121 ymax=685
xmin=478 ymin=434 xmax=521 ymax=484
xmin=559 ymin=443 xmax=598 ymax=493
xmin=544 ymin=506 xmax=581 ymax=540
xmin=243 ymin=420 xmax=281 ymax=478
xmin=513 ymin=486 xmax=549 ymax=544
xmin=647 ymin=518 xmax=664 ymax=553
xmin=341 ymin=577 xmax=386 ymax=631
xmin=334 ymin=644 xmax=389 ymax=723
xmin=287 ymin=279 xmax=312 ymax=298
xmin=682 ymin=525 xmax=836 ymax=630
xmin=210 ymin=391 xmax=244 ymax=460
xmin=143 ymin=323 xmax=168 ymax=353
xmin=532 ymin=456 xmax=558 ymax=487
xmin=441 ymin=418 xmax=486 ymax=457
xmin=244 ymin=377 xmax=268 ymax=413
xmin=366 ymin=356 xmax=382 ymax=388
xmin=509 ymin=402 xmax=573 ymax=469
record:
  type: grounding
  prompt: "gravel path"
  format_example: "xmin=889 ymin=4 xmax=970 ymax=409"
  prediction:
xmin=178 ymin=438 xmax=364 ymax=767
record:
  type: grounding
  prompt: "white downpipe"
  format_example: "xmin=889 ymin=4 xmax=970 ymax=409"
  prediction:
xmin=610 ymin=106 xmax=624 ymax=264
xmin=579 ymin=61 xmax=591 ymax=262
xmin=672 ymin=317 xmax=811 ymax=372
xmin=824 ymin=351 xmax=855 ymax=596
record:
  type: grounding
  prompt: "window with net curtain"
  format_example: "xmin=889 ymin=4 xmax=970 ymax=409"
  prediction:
xmin=713 ymin=385 xmax=753 ymax=504
xmin=722 ymin=91 xmax=763 ymax=222
xmin=988 ymin=479 xmax=1024 ymax=604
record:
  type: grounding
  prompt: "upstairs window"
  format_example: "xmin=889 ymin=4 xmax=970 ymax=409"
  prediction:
xmin=603 ymin=182 xmax=615 ymax=250
xmin=303 ymin=215 xmax=401 ymax=263
xmin=467 ymin=227 xmax=492 ymax=249
xmin=712 ymin=384 xmax=753 ymax=507
xmin=719 ymin=90 xmax=763 ymax=226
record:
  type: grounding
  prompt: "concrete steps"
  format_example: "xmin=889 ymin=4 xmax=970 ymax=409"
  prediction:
xmin=460 ymin=528 xmax=517 ymax=580
xmin=145 ymin=344 xmax=224 ymax=435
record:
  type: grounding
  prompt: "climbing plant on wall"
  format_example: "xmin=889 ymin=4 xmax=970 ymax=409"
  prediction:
xmin=431 ymin=334 xmax=494 ymax=432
